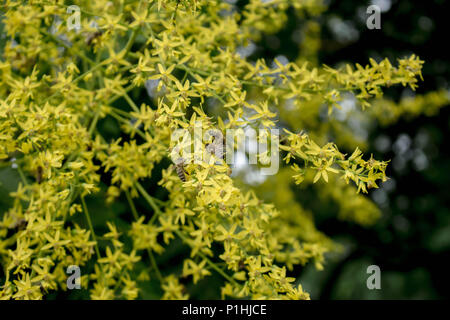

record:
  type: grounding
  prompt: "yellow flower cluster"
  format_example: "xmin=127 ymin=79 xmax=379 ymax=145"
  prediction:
xmin=0 ymin=0 xmax=444 ymax=300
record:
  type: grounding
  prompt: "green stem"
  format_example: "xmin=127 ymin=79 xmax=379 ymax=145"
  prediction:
xmin=125 ymin=189 xmax=139 ymax=221
xmin=88 ymin=111 xmax=101 ymax=136
xmin=43 ymin=60 xmax=107 ymax=104
xmin=123 ymin=91 xmax=140 ymax=113
xmin=148 ymin=250 xmax=164 ymax=283
xmin=63 ymin=178 xmax=80 ymax=223
xmin=125 ymin=188 xmax=164 ymax=283
xmin=123 ymin=28 xmax=139 ymax=57
xmin=107 ymin=109 xmax=147 ymax=140
xmin=16 ymin=164 xmax=29 ymax=186
xmin=107 ymin=84 xmax=136 ymax=104
xmin=174 ymin=229 xmax=238 ymax=287
xmin=81 ymin=195 xmax=101 ymax=261
xmin=135 ymin=181 xmax=161 ymax=224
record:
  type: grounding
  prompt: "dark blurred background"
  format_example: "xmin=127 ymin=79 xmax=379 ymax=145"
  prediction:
xmin=230 ymin=0 xmax=449 ymax=299
xmin=292 ymin=0 xmax=450 ymax=299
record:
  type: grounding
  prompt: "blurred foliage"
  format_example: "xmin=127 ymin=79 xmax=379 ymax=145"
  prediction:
xmin=295 ymin=0 xmax=450 ymax=299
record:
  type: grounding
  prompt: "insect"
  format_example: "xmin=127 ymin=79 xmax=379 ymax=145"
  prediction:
xmin=205 ymin=130 xmax=232 ymax=175
xmin=205 ymin=130 xmax=226 ymax=161
xmin=36 ymin=166 xmax=43 ymax=184
xmin=9 ymin=218 xmax=27 ymax=231
xmin=175 ymin=158 xmax=187 ymax=182
xmin=85 ymin=30 xmax=103 ymax=46
xmin=206 ymin=142 xmax=225 ymax=161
